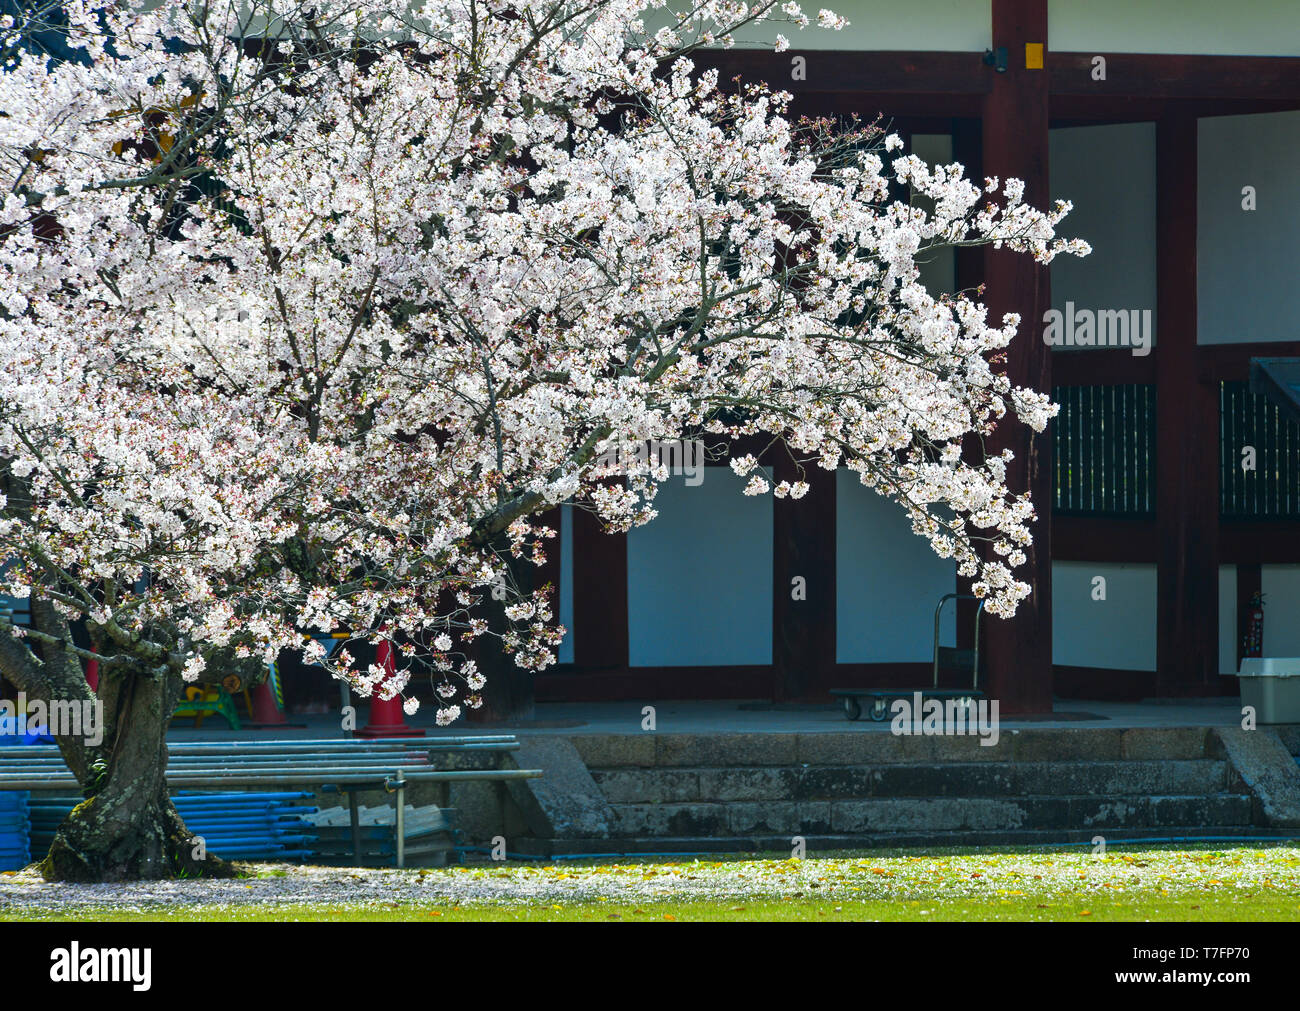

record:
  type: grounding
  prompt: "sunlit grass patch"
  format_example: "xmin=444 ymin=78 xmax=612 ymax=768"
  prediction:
xmin=4 ymin=842 xmax=1299 ymax=922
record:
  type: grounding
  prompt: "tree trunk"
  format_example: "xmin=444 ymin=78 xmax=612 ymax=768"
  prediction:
xmin=39 ymin=671 xmax=236 ymax=883
xmin=468 ymin=624 xmax=536 ymax=723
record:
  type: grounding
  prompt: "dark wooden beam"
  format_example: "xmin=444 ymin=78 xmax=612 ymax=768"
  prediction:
xmin=536 ymin=506 xmax=562 ymax=623
xmin=1221 ymin=523 xmax=1300 ymax=564
xmin=1053 ymin=516 xmax=1159 ymax=562
xmin=1051 ymin=516 xmax=1300 ymax=565
xmin=952 ymin=117 xmax=984 ymax=655
xmin=1053 ymin=665 xmax=1157 ymax=701
xmin=1154 ymin=114 xmax=1220 ymax=694
xmin=1198 ymin=342 xmax=1300 ymax=382
xmin=771 ymin=457 xmax=837 ymax=701
xmin=791 ymin=91 xmax=984 ymax=120
xmin=693 ymin=48 xmax=989 ymax=95
xmin=1050 ymin=53 xmax=1300 ymax=101
xmin=692 ymin=48 xmax=1300 ymax=126
xmin=1052 ymin=349 xmax=1157 ymax=386
xmin=978 ymin=0 xmax=1053 ymax=715
xmin=1051 ymin=343 xmax=1300 ymax=390
xmin=571 ymin=506 xmax=629 ymax=669
xmin=1051 ymin=97 xmax=1300 ymax=124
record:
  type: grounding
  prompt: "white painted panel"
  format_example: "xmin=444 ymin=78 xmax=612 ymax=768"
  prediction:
xmin=1198 ymin=111 xmax=1300 ymax=344
xmin=1050 ymin=0 xmax=1300 ymax=56
xmin=1220 ymin=564 xmax=1238 ymax=675
xmin=910 ymin=133 xmax=956 ymax=297
xmin=1049 ymin=123 xmax=1157 ymax=352
xmin=1262 ymin=565 xmax=1300 ymax=656
xmin=654 ymin=0 xmax=990 ymax=51
xmin=1051 ymin=561 xmax=1157 ymax=671
xmin=626 ymin=470 xmax=773 ymax=666
xmin=836 ymin=471 xmax=956 ymax=663
xmin=558 ymin=504 xmax=575 ymax=664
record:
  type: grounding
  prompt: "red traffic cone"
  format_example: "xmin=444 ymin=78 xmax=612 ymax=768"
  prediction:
xmin=247 ymin=681 xmax=289 ymax=727
xmin=357 ymin=640 xmax=424 ymax=737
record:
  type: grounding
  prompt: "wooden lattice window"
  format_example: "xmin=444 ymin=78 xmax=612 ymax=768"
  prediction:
xmin=1052 ymin=384 xmax=1157 ymax=516
xmin=1220 ymin=381 xmax=1300 ymax=519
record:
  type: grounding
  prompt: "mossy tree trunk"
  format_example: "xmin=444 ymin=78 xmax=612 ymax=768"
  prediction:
xmin=0 ymin=597 xmax=233 ymax=882
xmin=39 ymin=668 xmax=235 ymax=883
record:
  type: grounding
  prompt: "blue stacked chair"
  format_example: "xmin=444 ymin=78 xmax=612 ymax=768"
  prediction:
xmin=0 ymin=791 xmax=29 ymax=871
xmin=28 ymin=792 xmax=318 ymax=861
xmin=0 ymin=719 xmax=36 ymax=870
xmin=1 ymin=717 xmax=54 ymax=869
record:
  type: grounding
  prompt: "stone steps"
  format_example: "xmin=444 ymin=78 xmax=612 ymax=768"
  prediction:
xmin=512 ymin=825 xmax=1295 ymax=858
xmin=592 ymin=760 xmax=1239 ymax=803
xmin=505 ymin=728 xmax=1299 ymax=852
xmin=568 ymin=727 xmax=1218 ymax=768
xmin=605 ymin=792 xmax=1255 ymax=837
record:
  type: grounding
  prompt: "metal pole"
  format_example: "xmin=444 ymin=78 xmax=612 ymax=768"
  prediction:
xmin=394 ymin=770 xmax=406 ymax=869
xmin=340 ymin=681 xmax=353 ymax=740
xmin=348 ymin=789 xmax=362 ymax=864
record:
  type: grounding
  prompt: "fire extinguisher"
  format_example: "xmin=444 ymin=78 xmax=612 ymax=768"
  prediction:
xmin=1242 ymin=590 xmax=1265 ymax=659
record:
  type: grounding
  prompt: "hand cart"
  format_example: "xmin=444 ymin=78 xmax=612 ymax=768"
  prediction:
xmin=830 ymin=593 xmax=986 ymax=721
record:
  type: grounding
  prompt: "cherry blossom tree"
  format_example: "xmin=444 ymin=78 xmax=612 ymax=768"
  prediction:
xmin=0 ymin=0 xmax=1085 ymax=880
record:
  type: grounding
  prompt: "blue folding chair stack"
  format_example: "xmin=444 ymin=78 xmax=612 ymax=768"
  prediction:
xmin=27 ymin=792 xmax=318 ymax=862
xmin=0 ymin=716 xmax=54 ymax=870
xmin=0 ymin=790 xmax=29 ymax=871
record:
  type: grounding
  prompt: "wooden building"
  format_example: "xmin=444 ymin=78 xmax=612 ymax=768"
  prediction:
xmin=535 ymin=0 xmax=1300 ymax=714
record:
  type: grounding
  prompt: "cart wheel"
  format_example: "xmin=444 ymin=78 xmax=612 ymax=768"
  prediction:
xmin=843 ymin=697 xmax=862 ymax=721
xmin=870 ymin=698 xmax=890 ymax=722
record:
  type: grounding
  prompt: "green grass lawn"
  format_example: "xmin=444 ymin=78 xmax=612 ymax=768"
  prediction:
xmin=20 ymin=894 xmax=1298 ymax=922
xmin=5 ymin=843 xmax=1300 ymax=922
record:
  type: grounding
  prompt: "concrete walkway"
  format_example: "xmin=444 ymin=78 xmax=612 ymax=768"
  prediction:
xmin=166 ymin=697 xmax=1258 ymax=741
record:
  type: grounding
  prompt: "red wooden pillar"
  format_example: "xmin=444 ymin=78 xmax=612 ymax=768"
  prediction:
xmin=771 ymin=457 xmax=837 ymax=701
xmin=571 ymin=507 xmax=629 ymax=670
xmin=953 ymin=117 xmax=985 ymax=657
xmin=1155 ymin=114 xmax=1220 ymax=694
xmin=466 ymin=510 xmax=562 ymax=723
xmin=536 ymin=506 xmax=562 ymax=626
xmin=979 ymin=0 xmax=1054 ymax=714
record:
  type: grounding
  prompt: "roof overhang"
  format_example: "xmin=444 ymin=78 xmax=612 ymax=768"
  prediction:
xmin=1249 ymin=357 xmax=1300 ymax=428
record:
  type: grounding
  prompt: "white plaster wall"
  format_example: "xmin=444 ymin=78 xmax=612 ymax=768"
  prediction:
xmin=1262 ymin=564 xmax=1300 ymax=656
xmin=626 ymin=470 xmax=773 ymax=666
xmin=911 ymin=133 xmax=957 ymax=297
xmin=1198 ymin=110 xmax=1300 ymax=344
xmin=836 ymin=471 xmax=957 ymax=663
xmin=1051 ymin=561 xmax=1157 ymax=671
xmin=1050 ymin=0 xmax=1300 ymax=56
xmin=1220 ymin=564 xmax=1238 ymax=675
xmin=651 ymin=0 xmax=990 ymax=51
xmin=1049 ymin=122 xmax=1158 ymax=349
